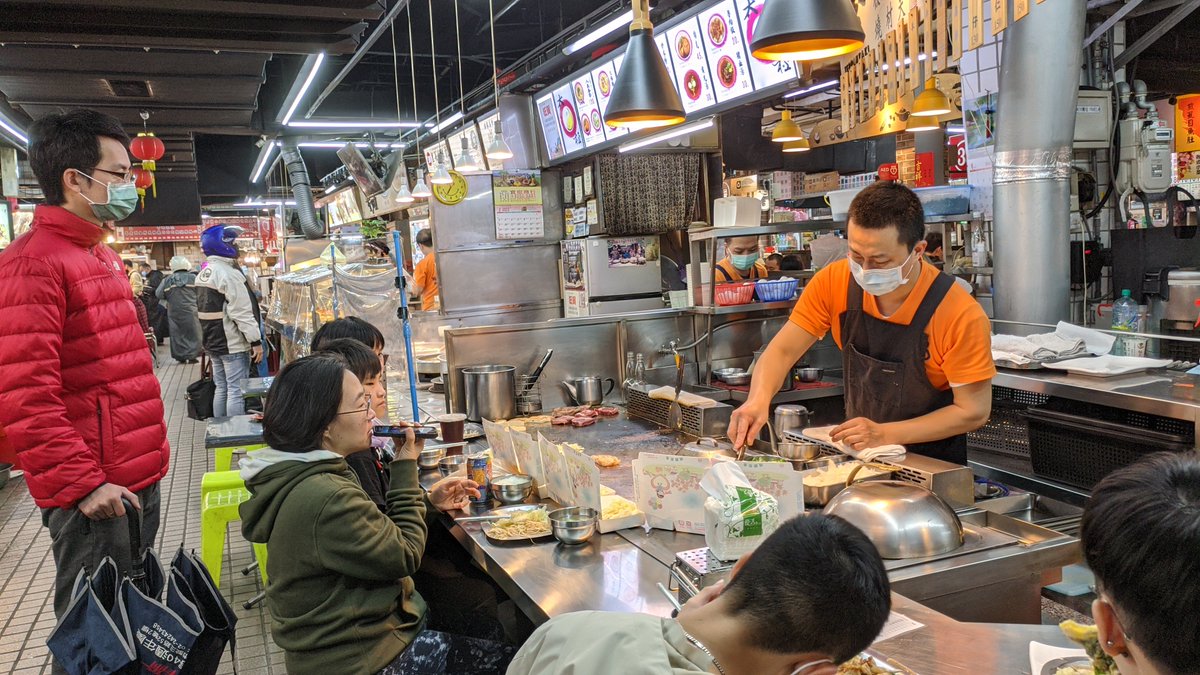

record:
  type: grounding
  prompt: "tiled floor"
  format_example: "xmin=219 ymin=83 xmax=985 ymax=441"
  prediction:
xmin=0 ymin=348 xmax=283 ymax=674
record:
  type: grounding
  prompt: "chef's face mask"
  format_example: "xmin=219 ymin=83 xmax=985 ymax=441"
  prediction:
xmin=849 ymin=249 xmax=917 ymax=296
xmin=731 ymin=252 xmax=760 ymax=271
xmin=75 ymin=170 xmax=139 ymax=222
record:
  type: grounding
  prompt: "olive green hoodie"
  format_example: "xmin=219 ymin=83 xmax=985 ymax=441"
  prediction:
xmin=239 ymin=450 xmax=428 ymax=675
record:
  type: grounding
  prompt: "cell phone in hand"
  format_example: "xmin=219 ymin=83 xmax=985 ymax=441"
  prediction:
xmin=373 ymin=425 xmax=439 ymax=439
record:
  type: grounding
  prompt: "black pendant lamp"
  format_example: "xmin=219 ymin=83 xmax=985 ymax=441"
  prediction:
xmin=750 ymin=0 xmax=865 ymax=62
xmin=604 ymin=0 xmax=685 ymax=130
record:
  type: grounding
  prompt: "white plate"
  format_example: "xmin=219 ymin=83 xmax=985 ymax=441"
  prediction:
xmin=1043 ymin=354 xmax=1172 ymax=377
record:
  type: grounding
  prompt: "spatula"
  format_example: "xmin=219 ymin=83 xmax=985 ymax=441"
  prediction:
xmin=667 ymin=353 xmax=684 ymax=430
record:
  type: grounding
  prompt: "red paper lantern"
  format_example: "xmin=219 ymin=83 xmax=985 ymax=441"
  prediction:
xmin=130 ymin=132 xmax=165 ymax=171
xmin=131 ymin=166 xmax=155 ymax=209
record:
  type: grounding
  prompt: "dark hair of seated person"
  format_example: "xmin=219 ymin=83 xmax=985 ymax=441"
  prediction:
xmin=722 ymin=514 xmax=891 ymax=664
xmin=780 ymin=254 xmax=803 ymax=271
xmin=315 ymin=338 xmax=381 ymax=383
xmin=262 ymin=354 xmax=349 ymax=453
xmin=1081 ymin=452 xmax=1200 ymax=674
xmin=310 ymin=316 xmax=386 ymax=352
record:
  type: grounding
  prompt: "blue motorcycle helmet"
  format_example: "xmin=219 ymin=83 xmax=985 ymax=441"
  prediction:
xmin=201 ymin=224 xmax=244 ymax=258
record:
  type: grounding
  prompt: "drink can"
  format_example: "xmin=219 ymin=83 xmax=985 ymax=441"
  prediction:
xmin=467 ymin=453 xmax=491 ymax=504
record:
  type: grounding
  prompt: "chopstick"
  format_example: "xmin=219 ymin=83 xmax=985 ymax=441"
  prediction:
xmin=656 ymin=582 xmax=683 ymax=612
xmin=885 ymin=657 xmax=920 ymax=675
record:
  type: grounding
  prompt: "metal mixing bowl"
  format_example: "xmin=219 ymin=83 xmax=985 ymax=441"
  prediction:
xmin=776 ymin=441 xmax=822 ymax=461
xmin=418 ymin=447 xmax=446 ymax=470
xmin=713 ymin=368 xmax=750 ymax=385
xmin=548 ymin=506 xmax=598 ymax=545
xmin=794 ymin=367 xmax=824 ymax=383
xmin=438 ymin=454 xmax=468 ymax=476
xmin=823 ymin=481 xmax=964 ymax=559
xmin=490 ymin=474 xmax=534 ymax=505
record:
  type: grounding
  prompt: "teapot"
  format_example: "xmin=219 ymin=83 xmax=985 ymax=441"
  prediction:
xmin=562 ymin=376 xmax=616 ymax=406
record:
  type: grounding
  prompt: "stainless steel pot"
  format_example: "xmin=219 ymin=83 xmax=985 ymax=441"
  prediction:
xmin=794 ymin=366 xmax=824 ymax=383
xmin=562 ymin=376 xmax=616 ymax=405
xmin=824 ymin=480 xmax=964 ymax=559
xmin=463 ymin=365 xmax=517 ymax=422
xmin=773 ymin=405 xmax=811 ymax=439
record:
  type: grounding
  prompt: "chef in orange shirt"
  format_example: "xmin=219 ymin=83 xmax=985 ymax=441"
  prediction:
xmin=714 ymin=235 xmax=769 ymax=282
xmin=411 ymin=228 xmax=439 ymax=311
xmin=729 ymin=182 xmax=994 ymax=465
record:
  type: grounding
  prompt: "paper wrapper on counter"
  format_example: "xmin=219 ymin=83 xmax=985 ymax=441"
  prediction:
xmin=538 ymin=433 xmax=573 ymax=506
xmin=701 ymin=462 xmax=781 ymax=561
xmin=559 ymin=443 xmax=645 ymax=533
xmin=510 ymin=430 xmax=547 ymax=499
xmin=483 ymin=419 xmax=520 ymax=474
xmin=633 ymin=453 xmax=802 ymax=534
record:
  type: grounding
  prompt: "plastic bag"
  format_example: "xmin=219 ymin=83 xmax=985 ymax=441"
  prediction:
xmin=809 ymin=233 xmax=848 ymax=270
xmin=701 ymin=462 xmax=780 ymax=561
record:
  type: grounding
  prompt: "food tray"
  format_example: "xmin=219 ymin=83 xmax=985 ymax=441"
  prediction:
xmin=475 ymin=505 xmax=554 ymax=543
xmin=754 ymin=278 xmax=799 ymax=302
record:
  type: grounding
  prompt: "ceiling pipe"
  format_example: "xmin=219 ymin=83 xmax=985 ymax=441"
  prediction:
xmin=303 ymin=0 xmax=415 ymax=120
xmin=278 ymin=139 xmax=324 ymax=239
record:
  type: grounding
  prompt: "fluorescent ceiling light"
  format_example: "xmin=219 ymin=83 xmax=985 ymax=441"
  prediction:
xmin=234 ymin=200 xmax=296 ymax=207
xmin=0 ymin=114 xmax=28 ymax=146
xmin=249 ymin=142 xmax=277 ymax=183
xmin=280 ymin=53 xmax=325 ymax=126
xmin=563 ymin=10 xmax=633 ymax=56
xmin=619 ymin=118 xmax=714 ymax=153
xmin=783 ymin=80 xmax=838 ymax=99
xmin=945 ymin=125 xmax=966 ymax=134
xmin=287 ymin=120 xmax=422 ymax=129
xmin=429 ymin=111 xmax=464 ymax=134
xmin=296 ymin=142 xmax=406 ymax=149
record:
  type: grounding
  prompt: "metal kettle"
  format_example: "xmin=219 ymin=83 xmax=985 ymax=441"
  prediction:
xmin=562 ymin=376 xmax=616 ymax=405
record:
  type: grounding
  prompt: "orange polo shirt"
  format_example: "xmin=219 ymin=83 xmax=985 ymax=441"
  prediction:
xmin=413 ymin=253 xmax=439 ymax=311
xmin=789 ymin=259 xmax=995 ymax=390
xmin=714 ymin=258 xmax=768 ymax=283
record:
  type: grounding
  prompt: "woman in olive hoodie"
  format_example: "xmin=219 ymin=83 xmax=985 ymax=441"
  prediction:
xmin=238 ymin=355 xmax=514 ymax=675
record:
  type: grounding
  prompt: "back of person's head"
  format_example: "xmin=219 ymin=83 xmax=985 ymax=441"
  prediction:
xmin=767 ymin=253 xmax=783 ymax=263
xmin=310 ymin=316 xmax=385 ymax=352
xmin=847 ymin=182 xmax=926 ymax=251
xmin=781 ymin=255 xmax=803 ymax=271
xmin=1081 ymin=453 xmax=1200 ymax=674
xmin=28 ymin=109 xmax=130 ymax=206
xmin=263 ymin=354 xmax=349 ymax=453
xmin=123 ymin=259 xmax=134 ymax=270
xmin=723 ymin=514 xmax=891 ymax=663
xmin=316 ymin=338 xmax=381 ymax=383
xmin=924 ymin=231 xmax=943 ymax=253
xmin=416 ymin=228 xmax=433 ymax=248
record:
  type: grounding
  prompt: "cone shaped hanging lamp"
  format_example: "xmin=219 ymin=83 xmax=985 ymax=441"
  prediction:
xmin=750 ymin=0 xmax=865 ymax=62
xmin=604 ymin=0 xmax=684 ymax=130
xmin=911 ymin=76 xmax=952 ymax=117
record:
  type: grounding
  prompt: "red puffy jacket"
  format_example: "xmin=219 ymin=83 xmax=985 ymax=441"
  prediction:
xmin=0 ymin=206 xmax=169 ymax=508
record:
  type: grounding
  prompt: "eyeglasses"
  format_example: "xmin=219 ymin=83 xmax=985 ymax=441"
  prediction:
xmin=337 ymin=394 xmax=374 ymax=417
xmin=90 ymin=167 xmax=137 ymax=183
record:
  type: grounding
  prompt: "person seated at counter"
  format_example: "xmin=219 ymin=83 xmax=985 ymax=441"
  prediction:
xmin=315 ymin=337 xmax=392 ymax=508
xmin=506 ymin=514 xmax=891 ymax=675
xmin=781 ymin=254 xmax=804 ymax=272
xmin=239 ymin=354 xmax=514 ymax=675
xmin=923 ymin=231 xmax=945 ymax=270
xmin=765 ymin=253 xmax=784 ymax=273
xmin=1080 ymin=452 xmax=1200 ymax=675
xmin=715 ymin=235 xmax=769 ymax=282
xmin=312 ymin=315 xmax=387 ymax=368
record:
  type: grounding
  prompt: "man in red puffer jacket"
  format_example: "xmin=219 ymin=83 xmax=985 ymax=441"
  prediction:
xmin=0 ymin=109 xmax=169 ymax=622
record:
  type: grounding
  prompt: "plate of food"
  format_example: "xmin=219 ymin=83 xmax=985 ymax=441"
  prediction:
xmin=676 ymin=31 xmax=693 ymax=60
xmin=480 ymin=505 xmax=554 ymax=543
xmin=1041 ymin=657 xmax=1095 ymax=675
xmin=574 ymin=82 xmax=586 ymax=105
xmin=598 ymin=71 xmax=612 ymax=97
xmin=716 ymin=55 xmax=737 ymax=88
xmin=708 ymin=14 xmax=727 ymax=47
xmin=683 ymin=70 xmax=702 ymax=101
xmin=837 ymin=654 xmax=897 ymax=673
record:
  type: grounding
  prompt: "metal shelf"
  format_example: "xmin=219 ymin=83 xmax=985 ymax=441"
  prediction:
xmin=722 ymin=378 xmax=845 ymax=404
xmin=689 ymin=213 xmax=978 ymax=242
xmin=689 ymin=300 xmax=797 ymax=315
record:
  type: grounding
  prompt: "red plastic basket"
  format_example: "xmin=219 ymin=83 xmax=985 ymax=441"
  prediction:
xmin=715 ymin=282 xmax=755 ymax=306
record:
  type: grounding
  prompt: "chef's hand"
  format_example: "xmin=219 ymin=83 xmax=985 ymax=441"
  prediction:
xmin=729 ymin=402 xmax=768 ymax=454
xmin=830 ymin=417 xmax=889 ymax=452
xmin=392 ymin=426 xmax=424 ymax=463
xmin=78 ymin=483 xmax=140 ymax=520
xmin=682 ymin=579 xmax=725 ymax=612
xmin=428 ymin=476 xmax=482 ymax=512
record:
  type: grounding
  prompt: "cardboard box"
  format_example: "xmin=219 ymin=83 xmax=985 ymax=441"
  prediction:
xmin=803 ymin=171 xmax=840 ymax=195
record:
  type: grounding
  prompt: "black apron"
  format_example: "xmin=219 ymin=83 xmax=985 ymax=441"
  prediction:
xmin=839 ymin=271 xmax=967 ymax=464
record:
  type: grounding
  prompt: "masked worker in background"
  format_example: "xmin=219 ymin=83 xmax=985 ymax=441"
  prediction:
xmin=196 ymin=224 xmax=262 ymax=417
xmin=715 ymin=236 xmax=768 ymax=282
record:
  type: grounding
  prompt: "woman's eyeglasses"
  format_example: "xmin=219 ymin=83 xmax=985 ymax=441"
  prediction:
xmin=337 ymin=394 xmax=374 ymax=417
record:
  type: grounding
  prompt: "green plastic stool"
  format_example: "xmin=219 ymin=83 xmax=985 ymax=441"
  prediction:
xmin=200 ymin=486 xmax=268 ymax=587
xmin=200 ymin=469 xmax=244 ymax=499
xmin=213 ymin=443 xmax=268 ymax=472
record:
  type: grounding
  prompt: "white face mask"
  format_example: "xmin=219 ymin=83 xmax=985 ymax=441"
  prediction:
xmin=849 ymin=250 xmax=916 ymax=296
xmin=789 ymin=659 xmax=833 ymax=675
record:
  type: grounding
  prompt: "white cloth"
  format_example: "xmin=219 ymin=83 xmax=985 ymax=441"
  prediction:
xmin=647 ymin=386 xmax=720 ymax=409
xmin=1053 ymin=320 xmax=1116 ymax=355
xmin=800 ymin=426 xmax=907 ymax=462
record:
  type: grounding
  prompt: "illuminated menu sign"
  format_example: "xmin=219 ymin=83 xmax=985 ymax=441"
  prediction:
xmin=667 ymin=17 xmax=718 ymax=114
xmin=534 ymin=0 xmax=802 ymax=163
xmin=701 ymin=1 xmax=755 ymax=103
xmin=447 ymin=124 xmax=485 ymax=172
xmin=422 ymin=139 xmax=453 ymax=174
xmin=477 ymin=111 xmax=507 ymax=170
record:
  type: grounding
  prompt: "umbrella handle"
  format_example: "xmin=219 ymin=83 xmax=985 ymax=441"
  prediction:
xmin=122 ymin=497 xmax=146 ymax=584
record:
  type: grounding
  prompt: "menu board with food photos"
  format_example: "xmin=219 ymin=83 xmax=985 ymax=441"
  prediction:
xmin=570 ymin=72 xmax=606 ymax=148
xmin=447 ymin=124 xmax=485 ymax=172
xmin=535 ymin=94 xmax=566 ymax=160
xmin=592 ymin=56 xmax=627 ymax=141
xmin=740 ymin=0 xmax=798 ymax=89
xmin=552 ymin=83 xmax=588 ymax=155
xmin=422 ymin=139 xmax=453 ymax=174
xmin=668 ymin=17 xmax=719 ymax=114
xmin=701 ymin=0 xmax=756 ymax=103
xmin=477 ymin=111 xmax=507 ymax=170
xmin=655 ymin=33 xmax=679 ymax=89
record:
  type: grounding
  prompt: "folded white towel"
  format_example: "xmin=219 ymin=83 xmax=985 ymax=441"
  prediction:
xmin=647 ymin=385 xmax=720 ymax=409
xmin=800 ymin=426 xmax=907 ymax=462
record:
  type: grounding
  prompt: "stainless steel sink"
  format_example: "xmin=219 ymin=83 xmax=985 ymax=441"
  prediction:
xmin=974 ymin=493 xmax=1083 ymax=536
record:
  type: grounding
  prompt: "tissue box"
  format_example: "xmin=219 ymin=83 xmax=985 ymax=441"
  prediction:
xmin=713 ymin=197 xmax=762 ymax=228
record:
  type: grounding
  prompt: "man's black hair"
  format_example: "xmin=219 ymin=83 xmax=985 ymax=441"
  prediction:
xmin=263 ymin=354 xmax=349 ymax=453
xmin=722 ymin=514 xmax=891 ymax=663
xmin=780 ymin=254 xmax=803 ymax=271
xmin=1081 ymin=452 xmax=1200 ymax=674
xmin=847 ymin=182 xmax=926 ymax=251
xmin=310 ymin=316 xmax=385 ymax=352
xmin=28 ymin=109 xmax=130 ymax=206
xmin=317 ymin=338 xmax=382 ymax=383
xmin=416 ymin=228 xmax=433 ymax=248
xmin=767 ymin=253 xmax=784 ymax=263
xmin=924 ymin=231 xmax=943 ymax=253
xmin=123 ymin=259 xmax=134 ymax=270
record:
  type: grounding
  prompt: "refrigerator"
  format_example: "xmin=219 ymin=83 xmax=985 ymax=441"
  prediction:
xmin=561 ymin=235 xmax=665 ymax=317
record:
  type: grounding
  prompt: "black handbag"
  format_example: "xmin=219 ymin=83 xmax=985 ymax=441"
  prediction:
xmin=186 ymin=356 xmax=215 ymax=421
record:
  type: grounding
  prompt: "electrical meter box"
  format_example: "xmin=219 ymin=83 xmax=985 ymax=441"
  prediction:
xmin=1075 ymin=89 xmax=1113 ymax=150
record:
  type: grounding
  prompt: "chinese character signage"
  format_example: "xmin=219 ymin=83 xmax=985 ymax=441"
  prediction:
xmin=1176 ymin=94 xmax=1200 ymax=152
